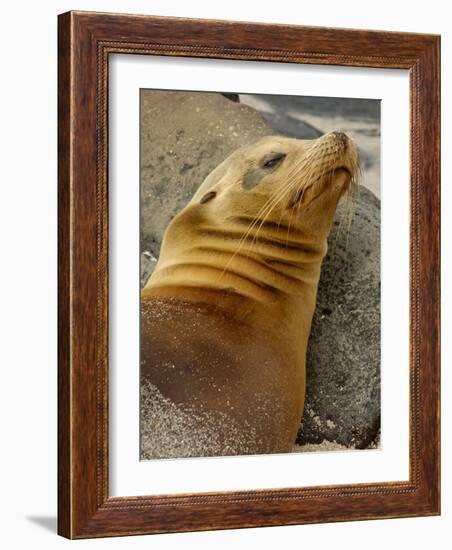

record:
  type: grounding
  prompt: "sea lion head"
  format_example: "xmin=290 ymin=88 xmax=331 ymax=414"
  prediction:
xmin=147 ymin=132 xmax=360 ymax=300
xmin=191 ymin=132 xmax=359 ymax=244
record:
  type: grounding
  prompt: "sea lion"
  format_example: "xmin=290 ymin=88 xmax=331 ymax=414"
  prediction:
xmin=141 ymin=132 xmax=360 ymax=458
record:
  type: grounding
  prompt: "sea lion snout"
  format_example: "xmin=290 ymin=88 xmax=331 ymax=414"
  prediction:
xmin=331 ymin=131 xmax=349 ymax=149
xmin=282 ymin=131 xmax=359 ymax=211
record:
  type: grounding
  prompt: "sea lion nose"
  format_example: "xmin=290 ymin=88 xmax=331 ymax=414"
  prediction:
xmin=332 ymin=131 xmax=348 ymax=148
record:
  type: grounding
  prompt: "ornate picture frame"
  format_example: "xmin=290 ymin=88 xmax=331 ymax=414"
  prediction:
xmin=58 ymin=11 xmax=440 ymax=538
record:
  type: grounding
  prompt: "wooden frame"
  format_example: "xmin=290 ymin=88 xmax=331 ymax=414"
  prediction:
xmin=58 ymin=10 xmax=440 ymax=539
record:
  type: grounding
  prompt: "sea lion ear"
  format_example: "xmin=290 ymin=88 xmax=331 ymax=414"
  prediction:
xmin=200 ymin=191 xmax=217 ymax=204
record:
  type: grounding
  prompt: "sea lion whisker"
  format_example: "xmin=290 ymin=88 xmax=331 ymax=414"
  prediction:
xmin=201 ymin=228 xmax=318 ymax=250
xmin=227 ymin=180 xmax=300 ymax=275
xmin=227 ymin=216 xmax=308 ymax=238
xmin=284 ymin=144 xmax=337 ymax=208
xmin=251 ymin=179 xmax=299 ymax=241
xmin=249 ymin=175 xmax=304 ymax=250
xmin=229 ymin=169 xmax=303 ymax=255
xmin=284 ymin=169 xmax=313 ymax=244
xmin=233 ymin=184 xmax=291 ymax=247
xmin=231 ymin=193 xmax=291 ymax=268
xmin=218 ymin=185 xmax=292 ymax=276
xmin=329 ymin=154 xmax=361 ymax=255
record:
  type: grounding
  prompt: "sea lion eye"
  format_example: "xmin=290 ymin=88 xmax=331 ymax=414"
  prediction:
xmin=200 ymin=191 xmax=217 ymax=204
xmin=263 ymin=154 xmax=286 ymax=169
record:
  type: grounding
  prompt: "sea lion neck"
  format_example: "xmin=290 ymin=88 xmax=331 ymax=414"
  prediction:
xmin=143 ymin=240 xmax=325 ymax=309
xmin=145 ymin=208 xmax=328 ymax=304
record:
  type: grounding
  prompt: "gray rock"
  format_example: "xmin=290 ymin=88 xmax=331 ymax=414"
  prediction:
xmin=297 ymin=187 xmax=380 ymax=449
xmin=140 ymin=90 xmax=380 ymax=449
xmin=240 ymin=94 xmax=381 ymax=122
xmin=140 ymin=251 xmax=157 ymax=287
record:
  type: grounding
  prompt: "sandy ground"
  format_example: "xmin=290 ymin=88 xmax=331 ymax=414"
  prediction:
xmin=294 ymin=430 xmax=380 ymax=453
xmin=293 ymin=441 xmax=349 ymax=453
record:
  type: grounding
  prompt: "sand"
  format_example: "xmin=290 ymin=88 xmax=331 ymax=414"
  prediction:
xmin=141 ymin=381 xmax=380 ymax=459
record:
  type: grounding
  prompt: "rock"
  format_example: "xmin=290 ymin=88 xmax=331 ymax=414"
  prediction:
xmin=239 ymin=94 xmax=324 ymax=139
xmin=140 ymin=90 xmax=381 ymax=449
xmin=221 ymin=93 xmax=240 ymax=103
xmin=140 ymin=251 xmax=157 ymax=287
xmin=297 ymin=187 xmax=380 ymax=449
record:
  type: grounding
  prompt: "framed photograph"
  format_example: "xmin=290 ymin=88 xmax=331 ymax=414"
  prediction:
xmin=58 ymin=11 xmax=440 ymax=538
